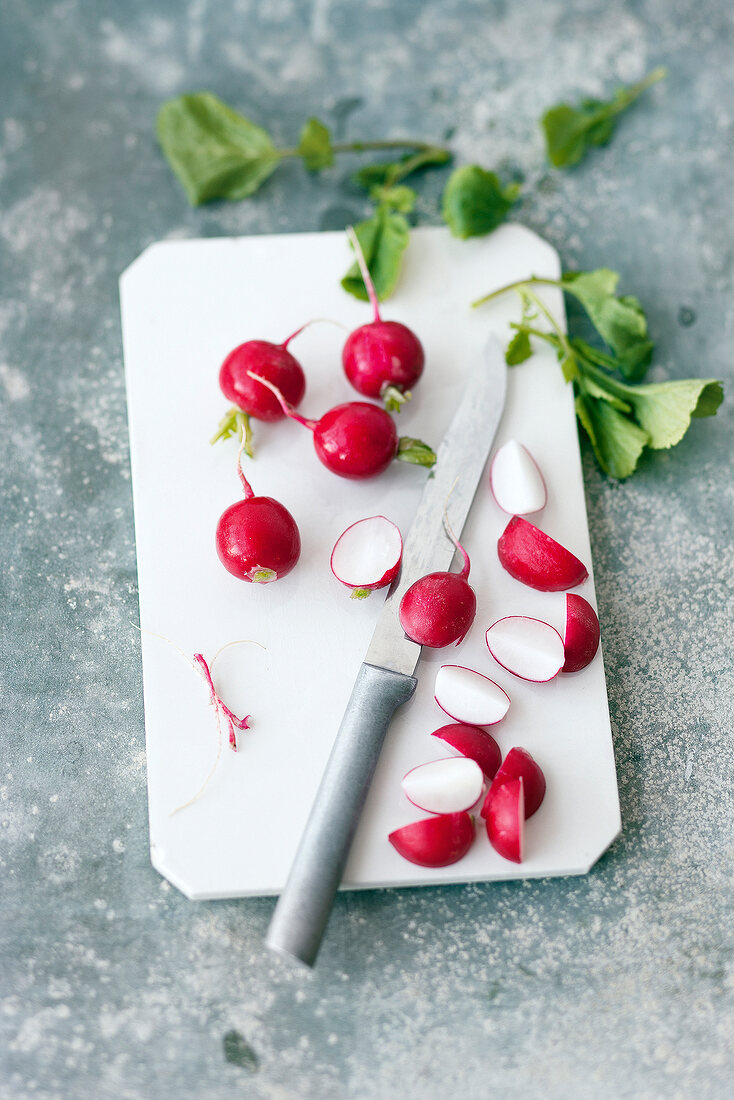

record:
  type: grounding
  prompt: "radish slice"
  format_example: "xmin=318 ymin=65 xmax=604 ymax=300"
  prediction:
xmin=485 ymin=777 xmax=524 ymax=862
xmin=490 ymin=440 xmax=547 ymax=515
xmin=497 ymin=516 xmax=588 ymax=591
xmin=485 ymin=616 xmax=565 ymax=682
xmin=481 ymin=747 xmax=546 ymax=820
xmin=330 ymin=515 xmax=402 ymax=596
xmin=402 ymin=757 xmax=484 ymax=814
xmin=388 ymin=812 xmax=475 ymax=868
xmin=563 ymin=593 xmax=600 ymax=672
xmin=431 ymin=723 xmax=502 ymax=780
xmin=434 ymin=665 xmax=510 ymax=726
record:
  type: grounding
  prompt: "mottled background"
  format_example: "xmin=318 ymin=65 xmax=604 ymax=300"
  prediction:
xmin=1 ymin=1 xmax=732 ymax=1097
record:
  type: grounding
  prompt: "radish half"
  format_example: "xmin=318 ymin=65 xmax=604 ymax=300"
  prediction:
xmin=563 ymin=593 xmax=601 ymax=673
xmin=388 ymin=812 xmax=475 ymax=868
xmin=330 ymin=516 xmax=402 ymax=598
xmin=484 ymin=777 xmax=524 ymax=863
xmin=434 ymin=665 xmax=510 ymax=726
xmin=485 ymin=616 xmax=565 ymax=682
xmin=431 ymin=723 xmax=502 ymax=780
xmin=490 ymin=440 xmax=547 ymax=515
xmin=497 ymin=516 xmax=588 ymax=591
xmin=402 ymin=757 xmax=484 ymax=814
xmin=481 ymin=747 xmax=546 ymax=820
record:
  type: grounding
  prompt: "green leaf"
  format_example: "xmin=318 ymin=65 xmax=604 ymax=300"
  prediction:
xmin=442 ymin=165 xmax=521 ymax=239
xmin=505 ymin=330 xmax=533 ymax=366
xmin=369 ymin=184 xmax=416 ymax=213
xmin=561 ymin=269 xmax=653 ymax=379
xmin=396 ymin=437 xmax=437 ymax=468
xmin=297 ymin=117 xmax=334 ymax=171
xmin=541 ymin=67 xmax=667 ymax=168
xmin=341 ymin=207 xmax=410 ymax=302
xmin=589 ymin=371 xmax=724 ymax=450
xmin=156 ymin=92 xmax=279 ymax=205
xmin=353 ymin=147 xmax=451 ymax=190
xmin=210 ymin=407 xmax=254 ymax=455
xmin=575 ymin=393 xmax=649 ymax=478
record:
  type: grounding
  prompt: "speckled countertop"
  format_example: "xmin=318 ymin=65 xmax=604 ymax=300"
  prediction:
xmin=1 ymin=2 xmax=732 ymax=1097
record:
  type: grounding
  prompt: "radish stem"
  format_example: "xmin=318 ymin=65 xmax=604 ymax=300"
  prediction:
xmin=346 ymin=225 xmax=381 ymax=323
xmin=246 ymin=371 xmax=317 ymax=430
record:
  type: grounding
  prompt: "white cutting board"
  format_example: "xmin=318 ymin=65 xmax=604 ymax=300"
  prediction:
xmin=120 ymin=224 xmax=621 ymax=900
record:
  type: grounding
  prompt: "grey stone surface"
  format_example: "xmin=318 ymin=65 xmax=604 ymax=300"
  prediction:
xmin=1 ymin=1 xmax=732 ymax=1097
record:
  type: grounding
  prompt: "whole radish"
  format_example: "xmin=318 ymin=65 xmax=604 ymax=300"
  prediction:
xmin=342 ymin=226 xmax=424 ymax=410
xmin=399 ymin=521 xmax=476 ymax=647
xmin=247 ymin=371 xmax=435 ymax=480
xmin=216 ymin=455 xmax=300 ymax=583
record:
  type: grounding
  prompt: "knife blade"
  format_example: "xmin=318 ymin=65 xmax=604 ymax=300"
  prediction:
xmin=266 ymin=335 xmax=508 ymax=966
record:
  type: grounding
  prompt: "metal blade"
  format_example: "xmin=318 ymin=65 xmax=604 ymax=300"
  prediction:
xmin=365 ymin=335 xmax=507 ymax=676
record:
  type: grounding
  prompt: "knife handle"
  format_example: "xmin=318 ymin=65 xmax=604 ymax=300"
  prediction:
xmin=265 ymin=661 xmax=417 ymax=967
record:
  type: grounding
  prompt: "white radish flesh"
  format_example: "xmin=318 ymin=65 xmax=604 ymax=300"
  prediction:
xmin=485 ymin=616 xmax=565 ymax=682
xmin=434 ymin=665 xmax=510 ymax=726
xmin=330 ymin=516 xmax=402 ymax=593
xmin=402 ymin=757 xmax=484 ymax=814
xmin=490 ymin=440 xmax=547 ymax=515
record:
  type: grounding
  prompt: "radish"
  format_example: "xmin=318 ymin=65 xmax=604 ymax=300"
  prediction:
xmin=398 ymin=525 xmax=476 ymax=647
xmin=247 ymin=371 xmax=435 ymax=480
xmin=563 ymin=593 xmax=601 ymax=673
xmin=485 ymin=616 xmax=565 ymax=682
xmin=498 ymin=516 xmax=589 ymax=591
xmin=215 ymin=460 xmax=301 ymax=583
xmin=431 ymin=723 xmax=502 ymax=780
xmin=434 ymin=665 xmax=510 ymax=726
xmin=342 ymin=227 xmax=424 ymax=411
xmin=402 ymin=757 xmax=484 ymax=815
xmin=330 ymin=516 xmax=402 ymax=599
xmin=388 ymin=812 xmax=475 ymax=868
xmin=484 ymin=777 xmax=524 ymax=863
xmin=489 ymin=440 xmax=547 ymax=515
xmin=481 ymin=747 xmax=546 ymax=820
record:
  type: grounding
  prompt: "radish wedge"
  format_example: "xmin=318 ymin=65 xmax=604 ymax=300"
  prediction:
xmin=330 ymin=515 xmax=402 ymax=597
xmin=434 ymin=665 xmax=510 ymax=726
xmin=402 ymin=757 xmax=484 ymax=814
xmin=485 ymin=616 xmax=565 ymax=682
xmin=485 ymin=777 xmax=524 ymax=863
xmin=490 ymin=440 xmax=547 ymax=515
xmin=563 ymin=593 xmax=600 ymax=672
xmin=431 ymin=723 xmax=502 ymax=780
xmin=482 ymin=747 xmax=546 ymax=820
xmin=497 ymin=516 xmax=588 ymax=591
xmin=388 ymin=812 xmax=475 ymax=868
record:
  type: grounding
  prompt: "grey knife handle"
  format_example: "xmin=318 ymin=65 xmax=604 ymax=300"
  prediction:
xmin=265 ymin=662 xmax=417 ymax=967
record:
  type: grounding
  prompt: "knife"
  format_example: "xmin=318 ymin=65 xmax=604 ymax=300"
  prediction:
xmin=265 ymin=335 xmax=508 ymax=966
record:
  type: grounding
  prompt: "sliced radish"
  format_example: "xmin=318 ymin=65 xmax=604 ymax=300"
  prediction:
xmin=402 ymin=757 xmax=484 ymax=814
xmin=434 ymin=665 xmax=510 ymax=727
xmin=431 ymin=723 xmax=502 ymax=780
xmin=388 ymin=812 xmax=475 ymax=868
xmin=485 ymin=616 xmax=565 ymax=682
xmin=481 ymin=747 xmax=546 ymax=820
xmin=497 ymin=516 xmax=588 ymax=591
xmin=485 ymin=777 xmax=524 ymax=863
xmin=563 ymin=593 xmax=600 ymax=673
xmin=330 ymin=515 xmax=402 ymax=597
xmin=490 ymin=440 xmax=547 ymax=515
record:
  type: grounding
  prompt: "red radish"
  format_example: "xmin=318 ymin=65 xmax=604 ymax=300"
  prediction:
xmin=484 ymin=777 xmax=524 ymax=863
xmin=490 ymin=440 xmax=547 ymax=515
xmin=485 ymin=616 xmax=565 ymax=682
xmin=481 ymin=747 xmax=546 ymax=820
xmin=330 ymin=516 xmax=402 ymax=598
xmin=563 ymin=593 xmax=600 ymax=673
xmin=215 ymin=461 xmax=300 ymax=583
xmin=434 ymin=665 xmax=510 ymax=726
xmin=247 ymin=371 xmax=435 ymax=480
xmin=402 ymin=757 xmax=484 ymax=814
xmin=388 ymin=812 xmax=475 ymax=868
xmin=498 ymin=516 xmax=588 ymax=591
xmin=431 ymin=723 xmax=502 ymax=780
xmin=342 ymin=226 xmax=424 ymax=409
xmin=219 ymin=328 xmax=307 ymax=423
xmin=398 ymin=526 xmax=476 ymax=647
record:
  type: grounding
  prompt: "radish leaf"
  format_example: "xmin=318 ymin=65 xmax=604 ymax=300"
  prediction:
xmin=298 ymin=117 xmax=334 ymax=171
xmin=574 ymin=394 xmax=649 ymax=479
xmin=506 ymin=330 xmax=532 ymax=365
xmin=397 ymin=437 xmax=437 ymax=468
xmin=442 ymin=165 xmax=520 ymax=239
xmin=561 ymin=270 xmax=653 ymax=379
xmin=341 ymin=206 xmax=410 ymax=302
xmin=353 ymin=147 xmax=450 ymax=190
